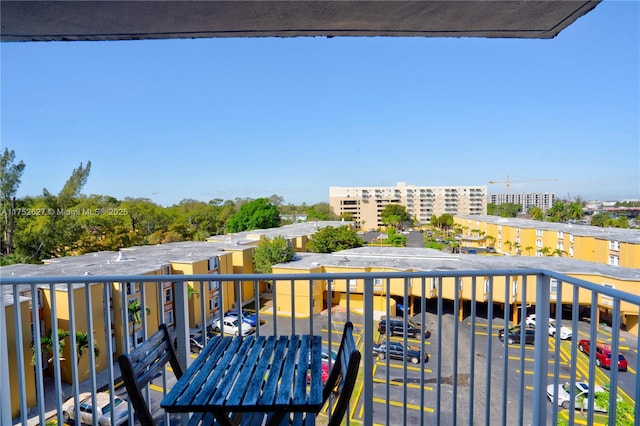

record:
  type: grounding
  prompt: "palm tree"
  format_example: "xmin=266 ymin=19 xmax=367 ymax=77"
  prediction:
xmin=553 ymin=249 xmax=567 ymax=257
xmin=128 ymin=300 xmax=150 ymax=325
xmin=513 ymin=242 xmax=521 ymax=255
xmin=540 ymin=246 xmax=552 ymax=256
xmin=75 ymin=331 xmax=100 ymax=363
xmin=504 ymin=240 xmax=513 ymax=255
xmin=525 ymin=246 xmax=534 ymax=256
xmin=32 ymin=328 xmax=70 ymax=365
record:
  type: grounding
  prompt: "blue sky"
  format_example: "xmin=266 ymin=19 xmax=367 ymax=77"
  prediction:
xmin=2 ymin=1 xmax=639 ymax=207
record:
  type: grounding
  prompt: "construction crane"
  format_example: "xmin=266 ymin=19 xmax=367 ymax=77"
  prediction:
xmin=488 ymin=176 xmax=559 ymax=193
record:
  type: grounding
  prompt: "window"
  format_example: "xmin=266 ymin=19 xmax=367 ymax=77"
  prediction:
xmin=209 ymin=280 xmax=219 ymax=291
xmin=512 ymin=281 xmax=518 ymax=296
xmin=125 ymin=282 xmax=139 ymax=295
xmin=557 ymin=231 xmax=564 ymax=238
xmin=349 ymin=279 xmax=357 ymax=292
xmin=536 ymin=229 xmax=543 ymax=237
xmin=608 ymin=255 xmax=619 ymax=266
xmin=373 ymin=278 xmax=383 ymax=290
xmin=208 ymin=257 xmax=219 ymax=270
xmin=609 ymin=240 xmax=620 ymax=251
xmin=483 ymin=279 xmax=490 ymax=294
xmin=164 ymin=288 xmax=173 ymax=303
xmin=164 ymin=310 xmax=174 ymax=326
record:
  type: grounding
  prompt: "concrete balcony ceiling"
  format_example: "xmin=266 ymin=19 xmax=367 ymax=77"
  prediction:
xmin=1 ymin=0 xmax=601 ymax=42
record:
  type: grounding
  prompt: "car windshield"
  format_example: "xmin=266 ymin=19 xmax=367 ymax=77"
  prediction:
xmin=101 ymin=398 xmax=122 ymax=414
xmin=407 ymin=345 xmax=420 ymax=352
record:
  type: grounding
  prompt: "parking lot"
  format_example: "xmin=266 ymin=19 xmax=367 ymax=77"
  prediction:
xmin=56 ymin=305 xmax=637 ymax=426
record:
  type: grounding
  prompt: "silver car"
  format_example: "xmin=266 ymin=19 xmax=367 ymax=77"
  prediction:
xmin=546 ymin=381 xmax=608 ymax=412
xmin=62 ymin=391 xmax=128 ymax=426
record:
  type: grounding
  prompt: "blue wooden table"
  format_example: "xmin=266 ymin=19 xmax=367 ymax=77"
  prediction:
xmin=161 ymin=334 xmax=324 ymax=426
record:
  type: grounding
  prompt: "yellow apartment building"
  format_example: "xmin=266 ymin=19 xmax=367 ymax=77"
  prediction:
xmin=454 ymin=215 xmax=640 ymax=268
xmin=329 ymin=182 xmax=487 ymax=230
xmin=271 ymin=246 xmax=640 ymax=336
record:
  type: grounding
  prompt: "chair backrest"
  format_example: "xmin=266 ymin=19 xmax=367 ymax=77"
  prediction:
xmin=118 ymin=323 xmax=184 ymax=426
xmin=321 ymin=321 xmax=361 ymax=426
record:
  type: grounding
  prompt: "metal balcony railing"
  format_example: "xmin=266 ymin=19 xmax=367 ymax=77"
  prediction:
xmin=1 ymin=270 xmax=639 ymax=426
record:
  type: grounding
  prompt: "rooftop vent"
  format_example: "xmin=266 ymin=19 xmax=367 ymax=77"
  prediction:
xmin=115 ymin=252 xmax=129 ymax=262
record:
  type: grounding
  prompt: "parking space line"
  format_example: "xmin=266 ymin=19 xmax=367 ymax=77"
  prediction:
xmin=372 ymin=397 xmax=435 ymax=413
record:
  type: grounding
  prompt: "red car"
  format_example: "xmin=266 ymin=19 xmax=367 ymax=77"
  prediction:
xmin=308 ymin=360 xmax=330 ymax=384
xmin=578 ymin=339 xmax=627 ymax=371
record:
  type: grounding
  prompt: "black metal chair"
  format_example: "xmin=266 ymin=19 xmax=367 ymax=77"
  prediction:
xmin=118 ymin=323 xmax=185 ymax=426
xmin=297 ymin=321 xmax=361 ymax=426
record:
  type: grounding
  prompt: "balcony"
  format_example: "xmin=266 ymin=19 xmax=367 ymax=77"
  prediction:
xmin=2 ymin=270 xmax=639 ymax=425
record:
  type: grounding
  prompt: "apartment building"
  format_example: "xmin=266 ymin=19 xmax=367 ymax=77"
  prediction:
xmin=271 ymin=246 xmax=640 ymax=335
xmin=489 ymin=192 xmax=556 ymax=212
xmin=1 ymin=222 xmax=353 ymax=417
xmin=454 ymin=215 xmax=640 ymax=269
xmin=329 ymin=182 xmax=487 ymax=230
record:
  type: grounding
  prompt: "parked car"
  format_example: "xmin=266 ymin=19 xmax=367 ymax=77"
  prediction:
xmin=190 ymin=335 xmax=204 ymax=353
xmin=378 ymin=316 xmax=431 ymax=339
xmin=546 ymin=381 xmax=611 ymax=412
xmin=309 ymin=348 xmax=338 ymax=365
xmin=307 ymin=360 xmax=330 ymax=385
xmin=578 ymin=340 xmax=627 ymax=371
xmin=525 ymin=314 xmax=572 ymax=340
xmin=212 ymin=316 xmax=254 ymax=336
xmin=224 ymin=309 xmax=258 ymax=327
xmin=372 ymin=342 xmax=429 ymax=364
xmin=498 ymin=325 xmax=535 ymax=345
xmin=62 ymin=391 xmax=128 ymax=426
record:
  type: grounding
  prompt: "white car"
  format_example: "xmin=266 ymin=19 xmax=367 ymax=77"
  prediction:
xmin=62 ymin=391 xmax=128 ymax=426
xmin=525 ymin=314 xmax=572 ymax=340
xmin=212 ymin=316 xmax=253 ymax=336
xmin=546 ymin=381 xmax=612 ymax=412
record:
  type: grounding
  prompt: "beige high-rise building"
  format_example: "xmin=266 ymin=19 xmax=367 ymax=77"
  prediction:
xmin=329 ymin=182 xmax=487 ymax=230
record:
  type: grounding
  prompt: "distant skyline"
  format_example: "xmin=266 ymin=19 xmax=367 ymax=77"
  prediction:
xmin=2 ymin=1 xmax=638 ymax=207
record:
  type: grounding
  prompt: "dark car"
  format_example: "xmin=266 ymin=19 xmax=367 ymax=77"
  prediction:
xmin=498 ymin=326 xmax=535 ymax=345
xmin=373 ymin=342 xmax=429 ymax=364
xmin=378 ymin=316 xmax=431 ymax=339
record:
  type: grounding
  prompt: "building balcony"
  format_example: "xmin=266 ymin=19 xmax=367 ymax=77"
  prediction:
xmin=2 ymin=270 xmax=639 ymax=425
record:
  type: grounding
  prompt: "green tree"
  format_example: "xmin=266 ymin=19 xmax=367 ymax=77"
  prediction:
xmin=74 ymin=331 xmax=100 ymax=364
xmin=306 ymin=202 xmax=339 ymax=221
xmin=539 ymin=246 xmax=552 ymax=256
xmin=566 ymin=201 xmax=584 ymax=221
xmin=307 ymin=225 xmax=363 ymax=253
xmin=254 ymin=236 xmax=296 ymax=273
xmin=19 ymin=161 xmax=91 ymax=260
xmin=528 ymin=206 xmax=545 ymax=221
xmin=380 ymin=204 xmax=411 ymax=229
xmin=128 ymin=300 xmax=150 ymax=325
xmin=385 ymin=227 xmax=408 ymax=247
xmin=488 ymin=203 xmax=521 ymax=218
xmin=226 ymin=198 xmax=280 ymax=232
xmin=0 ymin=148 xmax=26 ymax=255
xmin=547 ymin=201 xmax=568 ymax=222
xmin=590 ymin=212 xmax=611 ymax=227
xmin=32 ymin=328 xmax=70 ymax=365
